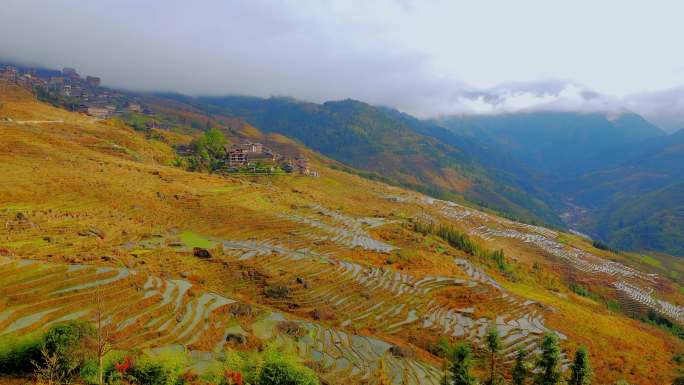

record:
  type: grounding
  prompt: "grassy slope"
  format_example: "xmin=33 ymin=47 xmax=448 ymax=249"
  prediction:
xmin=0 ymin=84 xmax=683 ymax=384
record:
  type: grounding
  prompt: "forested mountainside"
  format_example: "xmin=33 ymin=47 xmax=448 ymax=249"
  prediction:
xmin=3 ymin=82 xmax=684 ymax=384
xmin=570 ymin=129 xmax=684 ymax=254
xmin=437 ymin=113 xmax=684 ymax=255
xmin=438 ymin=112 xmax=665 ymax=177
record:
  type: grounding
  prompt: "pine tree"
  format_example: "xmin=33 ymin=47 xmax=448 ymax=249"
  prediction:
xmin=512 ymin=348 xmax=529 ymax=385
xmin=445 ymin=343 xmax=477 ymax=385
xmin=569 ymin=346 xmax=592 ymax=385
xmin=534 ymin=333 xmax=563 ymax=385
xmin=486 ymin=326 xmax=502 ymax=385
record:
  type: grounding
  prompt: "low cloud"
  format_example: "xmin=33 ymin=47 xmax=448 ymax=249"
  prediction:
xmin=625 ymin=87 xmax=684 ymax=132
xmin=0 ymin=1 xmax=683 ymax=132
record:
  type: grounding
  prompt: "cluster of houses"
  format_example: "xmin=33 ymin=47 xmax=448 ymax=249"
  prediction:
xmin=2 ymin=64 xmax=318 ymax=177
xmin=0 ymin=64 xmax=150 ymax=119
xmin=177 ymin=140 xmax=317 ymax=176
xmin=226 ymin=141 xmax=318 ymax=176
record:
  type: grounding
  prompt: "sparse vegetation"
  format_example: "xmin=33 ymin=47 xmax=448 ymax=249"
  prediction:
xmin=592 ymin=240 xmax=619 ymax=254
xmin=413 ymin=221 xmax=512 ymax=274
xmin=638 ymin=310 xmax=684 ymax=340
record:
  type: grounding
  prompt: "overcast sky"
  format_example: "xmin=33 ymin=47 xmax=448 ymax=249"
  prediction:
xmin=1 ymin=0 xmax=683 ymax=131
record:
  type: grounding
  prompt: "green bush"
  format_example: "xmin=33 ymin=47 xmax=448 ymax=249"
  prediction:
xmin=105 ymin=349 xmax=188 ymax=385
xmin=0 ymin=332 xmax=43 ymax=374
xmin=258 ymin=356 xmax=319 ymax=385
xmin=129 ymin=360 xmax=174 ymax=385
xmin=38 ymin=320 xmax=95 ymax=384
xmin=217 ymin=345 xmax=319 ymax=385
xmin=0 ymin=320 xmax=94 ymax=379
xmin=79 ymin=358 xmax=101 ymax=384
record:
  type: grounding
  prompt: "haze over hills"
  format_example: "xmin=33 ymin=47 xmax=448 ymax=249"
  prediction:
xmin=567 ymin=129 xmax=684 ymax=254
xmin=437 ymin=111 xmax=665 ymax=177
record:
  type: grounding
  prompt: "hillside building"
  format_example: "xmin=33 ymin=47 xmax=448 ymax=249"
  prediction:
xmin=228 ymin=148 xmax=248 ymax=167
xmin=86 ymin=76 xmax=101 ymax=87
xmin=226 ymin=142 xmax=276 ymax=166
xmin=0 ymin=66 xmax=18 ymax=83
xmin=127 ymin=103 xmax=142 ymax=113
xmin=86 ymin=106 xmax=111 ymax=118
xmin=62 ymin=68 xmax=80 ymax=80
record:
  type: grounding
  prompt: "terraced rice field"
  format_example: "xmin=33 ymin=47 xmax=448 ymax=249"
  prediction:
xmin=213 ymin=238 xmax=565 ymax=363
xmin=412 ymin=196 xmax=683 ymax=326
xmin=282 ymin=204 xmax=395 ymax=253
xmin=0 ymin=256 xmax=442 ymax=385
xmin=105 ymin=197 xmax=569 ymax=366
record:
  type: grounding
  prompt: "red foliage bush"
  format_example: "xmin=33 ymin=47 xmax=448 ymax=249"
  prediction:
xmin=225 ymin=369 xmax=243 ymax=385
xmin=115 ymin=356 xmax=134 ymax=374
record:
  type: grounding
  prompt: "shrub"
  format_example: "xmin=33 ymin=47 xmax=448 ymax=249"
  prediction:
xmin=592 ymin=240 xmax=619 ymax=254
xmin=129 ymin=360 xmax=172 ymax=385
xmin=79 ymin=358 xmax=101 ymax=384
xmin=427 ymin=336 xmax=453 ymax=358
xmin=258 ymin=357 xmax=319 ymax=385
xmin=217 ymin=345 xmax=319 ymax=385
xmin=36 ymin=321 xmax=95 ymax=384
xmin=0 ymin=332 xmax=43 ymax=374
xmin=105 ymin=350 xmax=188 ymax=385
xmin=639 ymin=310 xmax=684 ymax=340
xmin=264 ymin=285 xmax=290 ymax=299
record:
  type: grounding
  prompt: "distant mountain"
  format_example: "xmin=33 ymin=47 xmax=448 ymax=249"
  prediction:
xmin=437 ymin=112 xmax=683 ymax=255
xmin=437 ymin=111 xmax=665 ymax=177
xmin=570 ymin=128 xmax=684 ymax=254
xmin=567 ymin=128 xmax=684 ymax=207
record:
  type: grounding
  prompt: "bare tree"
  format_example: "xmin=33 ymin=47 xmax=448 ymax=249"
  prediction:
xmin=33 ymin=347 xmax=68 ymax=385
xmin=89 ymin=288 xmax=117 ymax=385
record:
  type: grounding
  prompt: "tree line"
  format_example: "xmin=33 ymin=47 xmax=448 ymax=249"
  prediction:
xmin=413 ymin=220 xmax=511 ymax=273
xmin=440 ymin=330 xmax=591 ymax=385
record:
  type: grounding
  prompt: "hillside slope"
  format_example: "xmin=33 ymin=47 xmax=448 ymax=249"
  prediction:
xmin=156 ymin=94 xmax=564 ymax=227
xmin=1 ymin=84 xmax=684 ymax=384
